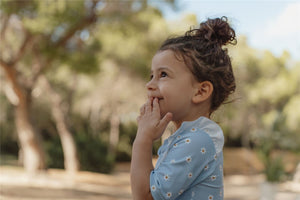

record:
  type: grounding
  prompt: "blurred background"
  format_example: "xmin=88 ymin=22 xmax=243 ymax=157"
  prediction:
xmin=0 ymin=0 xmax=299 ymax=200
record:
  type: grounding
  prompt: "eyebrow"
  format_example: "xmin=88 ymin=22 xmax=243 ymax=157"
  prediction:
xmin=150 ymin=66 xmax=172 ymax=74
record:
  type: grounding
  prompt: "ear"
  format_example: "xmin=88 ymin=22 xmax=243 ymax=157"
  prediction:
xmin=192 ymin=81 xmax=213 ymax=104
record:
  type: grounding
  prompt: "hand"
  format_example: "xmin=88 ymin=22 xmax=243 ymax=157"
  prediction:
xmin=136 ymin=98 xmax=173 ymax=142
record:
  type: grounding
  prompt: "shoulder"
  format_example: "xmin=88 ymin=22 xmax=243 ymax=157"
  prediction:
xmin=175 ymin=128 xmax=214 ymax=147
xmin=166 ymin=129 xmax=216 ymax=160
xmin=179 ymin=117 xmax=224 ymax=154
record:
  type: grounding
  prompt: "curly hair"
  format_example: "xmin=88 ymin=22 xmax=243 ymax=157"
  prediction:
xmin=159 ymin=16 xmax=237 ymax=114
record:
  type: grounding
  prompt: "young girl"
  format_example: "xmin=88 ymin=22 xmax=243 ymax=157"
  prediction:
xmin=131 ymin=16 xmax=236 ymax=200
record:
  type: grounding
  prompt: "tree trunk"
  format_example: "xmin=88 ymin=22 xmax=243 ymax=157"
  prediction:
xmin=1 ymin=64 xmax=45 ymax=173
xmin=52 ymin=105 xmax=79 ymax=173
xmin=15 ymin=100 xmax=46 ymax=173
xmin=39 ymin=75 xmax=79 ymax=173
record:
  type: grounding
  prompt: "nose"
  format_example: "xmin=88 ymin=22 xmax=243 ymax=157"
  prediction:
xmin=146 ymin=78 xmax=157 ymax=91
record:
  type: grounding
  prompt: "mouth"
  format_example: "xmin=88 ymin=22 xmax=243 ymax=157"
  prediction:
xmin=150 ymin=97 xmax=163 ymax=102
xmin=153 ymin=97 xmax=163 ymax=101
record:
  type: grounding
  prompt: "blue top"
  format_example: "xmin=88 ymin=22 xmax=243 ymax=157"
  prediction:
xmin=150 ymin=117 xmax=224 ymax=200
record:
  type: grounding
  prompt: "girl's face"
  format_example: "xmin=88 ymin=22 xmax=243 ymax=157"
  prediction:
xmin=147 ymin=50 xmax=198 ymax=125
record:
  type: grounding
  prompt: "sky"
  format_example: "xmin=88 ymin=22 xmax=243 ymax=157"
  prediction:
xmin=152 ymin=0 xmax=300 ymax=60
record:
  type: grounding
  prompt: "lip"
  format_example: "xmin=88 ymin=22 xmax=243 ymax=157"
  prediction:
xmin=151 ymin=96 xmax=163 ymax=100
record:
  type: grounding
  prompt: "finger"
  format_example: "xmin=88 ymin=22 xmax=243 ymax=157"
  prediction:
xmin=140 ymin=104 xmax=146 ymax=115
xmin=145 ymin=97 xmax=152 ymax=113
xmin=136 ymin=116 xmax=141 ymax=122
xmin=159 ymin=112 xmax=173 ymax=130
xmin=152 ymin=98 xmax=160 ymax=114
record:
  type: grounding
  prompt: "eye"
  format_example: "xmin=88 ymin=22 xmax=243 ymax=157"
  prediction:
xmin=160 ymin=71 xmax=168 ymax=78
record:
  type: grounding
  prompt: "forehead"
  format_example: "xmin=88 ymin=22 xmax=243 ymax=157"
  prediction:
xmin=151 ymin=50 xmax=188 ymax=72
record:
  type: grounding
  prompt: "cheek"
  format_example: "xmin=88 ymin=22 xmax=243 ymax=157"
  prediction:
xmin=159 ymin=84 xmax=175 ymax=99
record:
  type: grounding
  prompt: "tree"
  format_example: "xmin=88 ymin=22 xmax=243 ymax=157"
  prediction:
xmin=0 ymin=0 xmax=175 ymax=173
xmin=0 ymin=0 xmax=102 ymax=173
xmin=71 ymin=6 xmax=173 ymax=159
xmin=216 ymin=35 xmax=300 ymax=152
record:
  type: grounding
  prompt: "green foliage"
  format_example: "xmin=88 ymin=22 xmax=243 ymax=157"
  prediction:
xmin=44 ymin=135 xmax=64 ymax=169
xmin=1 ymin=0 xmax=100 ymax=74
xmin=96 ymin=6 xmax=169 ymax=79
xmin=75 ymin=132 xmax=114 ymax=173
xmin=261 ymin=153 xmax=285 ymax=182
xmin=0 ymin=0 xmax=38 ymax=16
xmin=116 ymin=122 xmax=162 ymax=162
xmin=256 ymin=135 xmax=285 ymax=182
xmin=0 ymin=134 xmax=18 ymax=158
xmin=283 ymin=95 xmax=300 ymax=132
xmin=31 ymin=104 xmax=113 ymax=173
xmin=26 ymin=0 xmax=85 ymax=34
xmin=0 ymin=95 xmax=18 ymax=157
xmin=1 ymin=0 xmax=299 ymax=174
xmin=218 ymin=34 xmax=300 ymax=151
xmin=116 ymin=122 xmax=137 ymax=162
xmin=44 ymin=132 xmax=114 ymax=173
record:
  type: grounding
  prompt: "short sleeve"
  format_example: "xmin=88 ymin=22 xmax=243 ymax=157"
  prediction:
xmin=150 ymin=131 xmax=217 ymax=200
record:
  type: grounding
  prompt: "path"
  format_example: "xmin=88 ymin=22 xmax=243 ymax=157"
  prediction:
xmin=1 ymin=165 xmax=299 ymax=200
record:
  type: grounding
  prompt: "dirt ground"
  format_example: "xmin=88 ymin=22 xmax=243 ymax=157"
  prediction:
xmin=1 ymin=148 xmax=300 ymax=200
xmin=0 ymin=165 xmax=299 ymax=200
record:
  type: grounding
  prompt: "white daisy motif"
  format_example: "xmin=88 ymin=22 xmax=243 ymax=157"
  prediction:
xmin=166 ymin=192 xmax=172 ymax=198
xmin=201 ymin=148 xmax=206 ymax=154
xmin=178 ymin=189 xmax=184 ymax=195
xmin=204 ymin=165 xmax=209 ymax=170
xmin=186 ymin=156 xmax=192 ymax=163
xmin=208 ymin=195 xmax=214 ymax=200
xmin=188 ymin=172 xmax=193 ymax=178
xmin=151 ymin=185 xmax=156 ymax=191
xmin=177 ymin=135 xmax=181 ymax=139
xmin=211 ymin=175 xmax=217 ymax=181
xmin=173 ymin=143 xmax=178 ymax=147
xmin=164 ymin=175 xmax=169 ymax=181
xmin=185 ymin=138 xmax=191 ymax=144
xmin=191 ymin=127 xmax=197 ymax=132
xmin=214 ymin=154 xmax=217 ymax=160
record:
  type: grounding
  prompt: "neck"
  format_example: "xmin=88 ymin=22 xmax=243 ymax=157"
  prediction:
xmin=173 ymin=110 xmax=210 ymax=130
xmin=172 ymin=99 xmax=212 ymax=130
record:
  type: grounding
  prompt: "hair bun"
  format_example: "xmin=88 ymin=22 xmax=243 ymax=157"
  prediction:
xmin=193 ymin=16 xmax=236 ymax=46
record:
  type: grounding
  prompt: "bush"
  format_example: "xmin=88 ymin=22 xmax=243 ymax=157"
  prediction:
xmin=0 ymin=96 xmax=18 ymax=158
xmin=0 ymin=133 xmax=18 ymax=157
xmin=44 ymin=135 xmax=64 ymax=169
xmin=116 ymin=121 xmax=162 ymax=162
xmin=256 ymin=134 xmax=285 ymax=182
xmin=116 ymin=122 xmax=137 ymax=162
xmin=45 ymin=133 xmax=114 ymax=173
xmin=76 ymin=133 xmax=114 ymax=173
xmin=264 ymin=156 xmax=285 ymax=182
